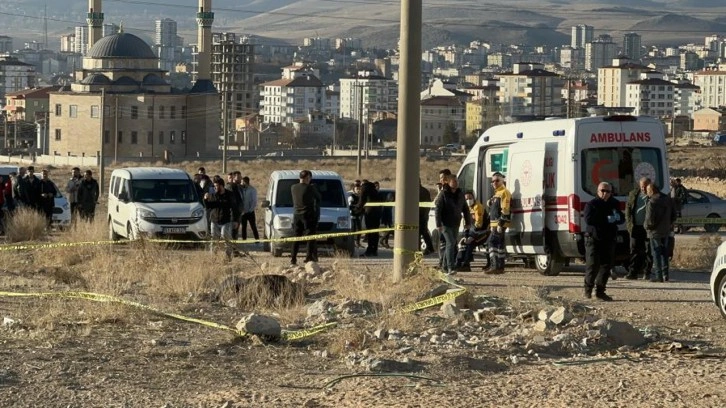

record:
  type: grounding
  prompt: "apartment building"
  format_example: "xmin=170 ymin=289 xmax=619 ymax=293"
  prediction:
xmin=571 ymin=25 xmax=594 ymax=49
xmin=420 ymin=96 xmax=464 ymax=146
xmin=260 ymin=73 xmax=325 ymax=126
xmin=693 ymin=67 xmax=726 ymax=109
xmin=585 ymin=36 xmax=617 ymax=72
xmin=625 ymin=77 xmax=674 ymax=117
xmin=597 ymin=58 xmax=650 ymax=107
xmin=496 ymin=63 xmax=564 ymax=121
xmin=0 ymin=57 xmax=36 ymax=105
xmin=623 ymin=33 xmax=642 ymax=61
xmin=674 ymin=83 xmax=701 ymax=117
xmin=339 ymin=70 xmax=398 ymax=122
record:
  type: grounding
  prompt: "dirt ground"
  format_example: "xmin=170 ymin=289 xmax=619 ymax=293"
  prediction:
xmin=2 ymin=240 xmax=725 ymax=408
xmin=2 ymin=148 xmax=726 ymax=407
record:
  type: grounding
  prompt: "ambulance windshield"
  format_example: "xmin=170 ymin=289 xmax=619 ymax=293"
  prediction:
xmin=581 ymin=147 xmax=663 ymax=196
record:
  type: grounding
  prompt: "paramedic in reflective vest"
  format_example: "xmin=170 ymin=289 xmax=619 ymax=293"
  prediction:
xmin=583 ymin=182 xmax=624 ymax=301
xmin=484 ymin=172 xmax=511 ymax=275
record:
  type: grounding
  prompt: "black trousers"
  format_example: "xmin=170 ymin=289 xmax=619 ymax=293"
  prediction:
xmin=585 ymin=237 xmax=616 ymax=292
xmin=291 ymin=213 xmax=318 ymax=263
xmin=240 ymin=211 xmax=259 ymax=240
xmin=352 ymin=216 xmax=362 ymax=244
xmin=363 ymin=212 xmax=381 ymax=255
xmin=628 ymin=225 xmax=652 ymax=276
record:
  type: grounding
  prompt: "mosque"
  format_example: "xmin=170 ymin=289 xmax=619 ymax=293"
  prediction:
xmin=48 ymin=0 xmax=219 ymax=159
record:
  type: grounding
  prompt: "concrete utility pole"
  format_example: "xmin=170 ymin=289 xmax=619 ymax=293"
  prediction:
xmin=392 ymin=0 xmax=422 ymax=282
xmin=114 ymin=95 xmax=119 ymax=163
xmin=99 ymin=88 xmax=105 ymax=194
xmin=356 ymin=83 xmax=363 ymax=176
xmin=331 ymin=115 xmax=336 ymax=156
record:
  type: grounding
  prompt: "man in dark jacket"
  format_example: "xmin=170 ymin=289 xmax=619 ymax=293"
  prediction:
xmin=204 ymin=177 xmax=237 ymax=261
xmin=22 ymin=166 xmax=42 ymax=211
xmin=419 ymin=179 xmax=434 ymax=254
xmin=625 ymin=177 xmax=652 ymax=280
xmin=76 ymin=170 xmax=100 ymax=222
xmin=39 ymin=169 xmax=57 ymax=227
xmin=583 ymin=182 xmax=624 ymax=301
xmin=357 ymin=179 xmax=381 ymax=257
xmin=645 ymin=182 xmax=677 ymax=282
xmin=434 ymin=174 xmax=472 ymax=275
xmin=291 ymin=170 xmax=322 ymax=265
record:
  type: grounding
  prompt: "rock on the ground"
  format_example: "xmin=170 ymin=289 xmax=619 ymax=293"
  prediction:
xmin=446 ymin=289 xmax=477 ymax=309
xmin=549 ymin=306 xmax=572 ymax=326
xmin=304 ymin=261 xmax=322 ymax=277
xmin=537 ymin=309 xmax=552 ymax=321
xmin=533 ymin=320 xmax=551 ymax=332
xmin=236 ymin=313 xmax=281 ymax=338
xmin=417 ymin=284 xmax=450 ymax=301
xmin=441 ymin=303 xmax=461 ymax=318
xmin=373 ymin=328 xmax=387 ymax=340
xmin=595 ymin=319 xmax=647 ymax=347
xmin=307 ymin=299 xmax=332 ymax=318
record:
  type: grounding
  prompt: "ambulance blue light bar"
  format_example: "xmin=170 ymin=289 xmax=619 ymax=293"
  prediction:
xmin=552 ymin=130 xmax=565 ymax=136
xmin=516 ymin=132 xmax=523 ymax=138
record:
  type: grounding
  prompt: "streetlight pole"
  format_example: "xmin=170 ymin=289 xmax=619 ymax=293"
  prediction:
xmin=356 ymin=82 xmax=363 ymax=177
xmin=99 ymin=88 xmax=105 ymax=194
xmin=222 ymin=90 xmax=228 ymax=174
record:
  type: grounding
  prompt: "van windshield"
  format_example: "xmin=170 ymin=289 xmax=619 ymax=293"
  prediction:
xmin=130 ymin=179 xmax=198 ymax=203
xmin=581 ymin=147 xmax=663 ymax=196
xmin=275 ymin=179 xmax=346 ymax=208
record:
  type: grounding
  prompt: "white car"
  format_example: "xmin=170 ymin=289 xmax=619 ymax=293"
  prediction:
xmin=711 ymin=242 xmax=726 ymax=319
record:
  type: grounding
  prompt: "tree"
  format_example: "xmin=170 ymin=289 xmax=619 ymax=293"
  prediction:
xmin=442 ymin=121 xmax=459 ymax=145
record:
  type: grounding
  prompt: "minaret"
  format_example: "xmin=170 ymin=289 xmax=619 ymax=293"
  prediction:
xmin=196 ymin=0 xmax=214 ymax=80
xmin=87 ymin=0 xmax=104 ymax=49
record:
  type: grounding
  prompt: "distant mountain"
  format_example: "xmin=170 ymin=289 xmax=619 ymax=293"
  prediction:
xmin=629 ymin=13 xmax=726 ymax=43
xmin=2 ymin=0 xmax=726 ymax=49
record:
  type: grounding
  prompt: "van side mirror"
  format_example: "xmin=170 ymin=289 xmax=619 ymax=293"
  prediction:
xmin=261 ymin=199 xmax=270 ymax=208
xmin=118 ymin=191 xmax=129 ymax=202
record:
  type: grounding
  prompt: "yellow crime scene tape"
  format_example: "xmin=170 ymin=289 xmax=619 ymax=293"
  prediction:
xmin=0 ymin=227 xmax=401 ymax=251
xmin=366 ymin=202 xmax=435 ymax=208
xmin=0 ymin=290 xmax=338 ymax=341
xmin=678 ymin=217 xmax=726 ymax=225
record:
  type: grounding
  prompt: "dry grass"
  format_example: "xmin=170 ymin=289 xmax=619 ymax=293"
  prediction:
xmin=4 ymin=207 xmax=47 ymax=243
xmin=672 ymin=234 xmax=723 ymax=271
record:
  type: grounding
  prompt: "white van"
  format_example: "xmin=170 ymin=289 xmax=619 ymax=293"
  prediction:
xmin=456 ymin=115 xmax=670 ymax=276
xmin=107 ymin=167 xmax=207 ymax=241
xmin=261 ymin=170 xmax=354 ymax=257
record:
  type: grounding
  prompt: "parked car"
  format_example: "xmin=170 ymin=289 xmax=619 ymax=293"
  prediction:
xmin=712 ymin=134 xmax=726 ymax=146
xmin=0 ymin=166 xmax=71 ymax=229
xmin=711 ymin=241 xmax=726 ymax=319
xmin=679 ymin=189 xmax=726 ymax=233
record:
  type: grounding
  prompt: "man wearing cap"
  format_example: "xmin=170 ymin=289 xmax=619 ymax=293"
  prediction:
xmin=484 ymin=172 xmax=512 ymax=275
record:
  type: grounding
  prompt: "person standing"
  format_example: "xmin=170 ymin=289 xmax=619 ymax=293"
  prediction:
xmin=204 ymin=177 xmax=237 ymax=262
xmin=240 ymin=176 xmax=260 ymax=243
xmin=484 ymin=172 xmax=512 ymax=275
xmin=65 ymin=167 xmax=82 ymax=220
xmin=21 ymin=166 xmax=42 ymax=211
xmin=224 ymin=172 xmax=243 ymax=243
xmin=583 ymin=182 xmax=624 ymax=301
xmin=348 ymin=181 xmax=362 ymax=247
xmin=625 ymin=177 xmax=652 ymax=280
xmin=76 ymin=170 xmax=100 ymax=222
xmin=418 ymin=179 xmax=434 ymax=254
xmin=357 ymin=179 xmax=382 ymax=257
xmin=434 ymin=174 xmax=472 ymax=275
xmin=645 ymin=183 xmax=677 ymax=283
xmin=39 ymin=169 xmax=57 ymax=227
xmin=291 ymin=170 xmax=322 ymax=265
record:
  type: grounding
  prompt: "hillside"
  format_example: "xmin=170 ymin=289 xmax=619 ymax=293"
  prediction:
xmin=2 ymin=0 xmax=725 ymax=48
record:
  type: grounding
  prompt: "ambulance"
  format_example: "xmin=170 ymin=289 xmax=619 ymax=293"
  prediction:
xmin=457 ymin=115 xmax=670 ymax=276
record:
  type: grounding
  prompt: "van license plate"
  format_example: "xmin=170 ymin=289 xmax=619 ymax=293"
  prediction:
xmin=163 ymin=227 xmax=186 ymax=234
